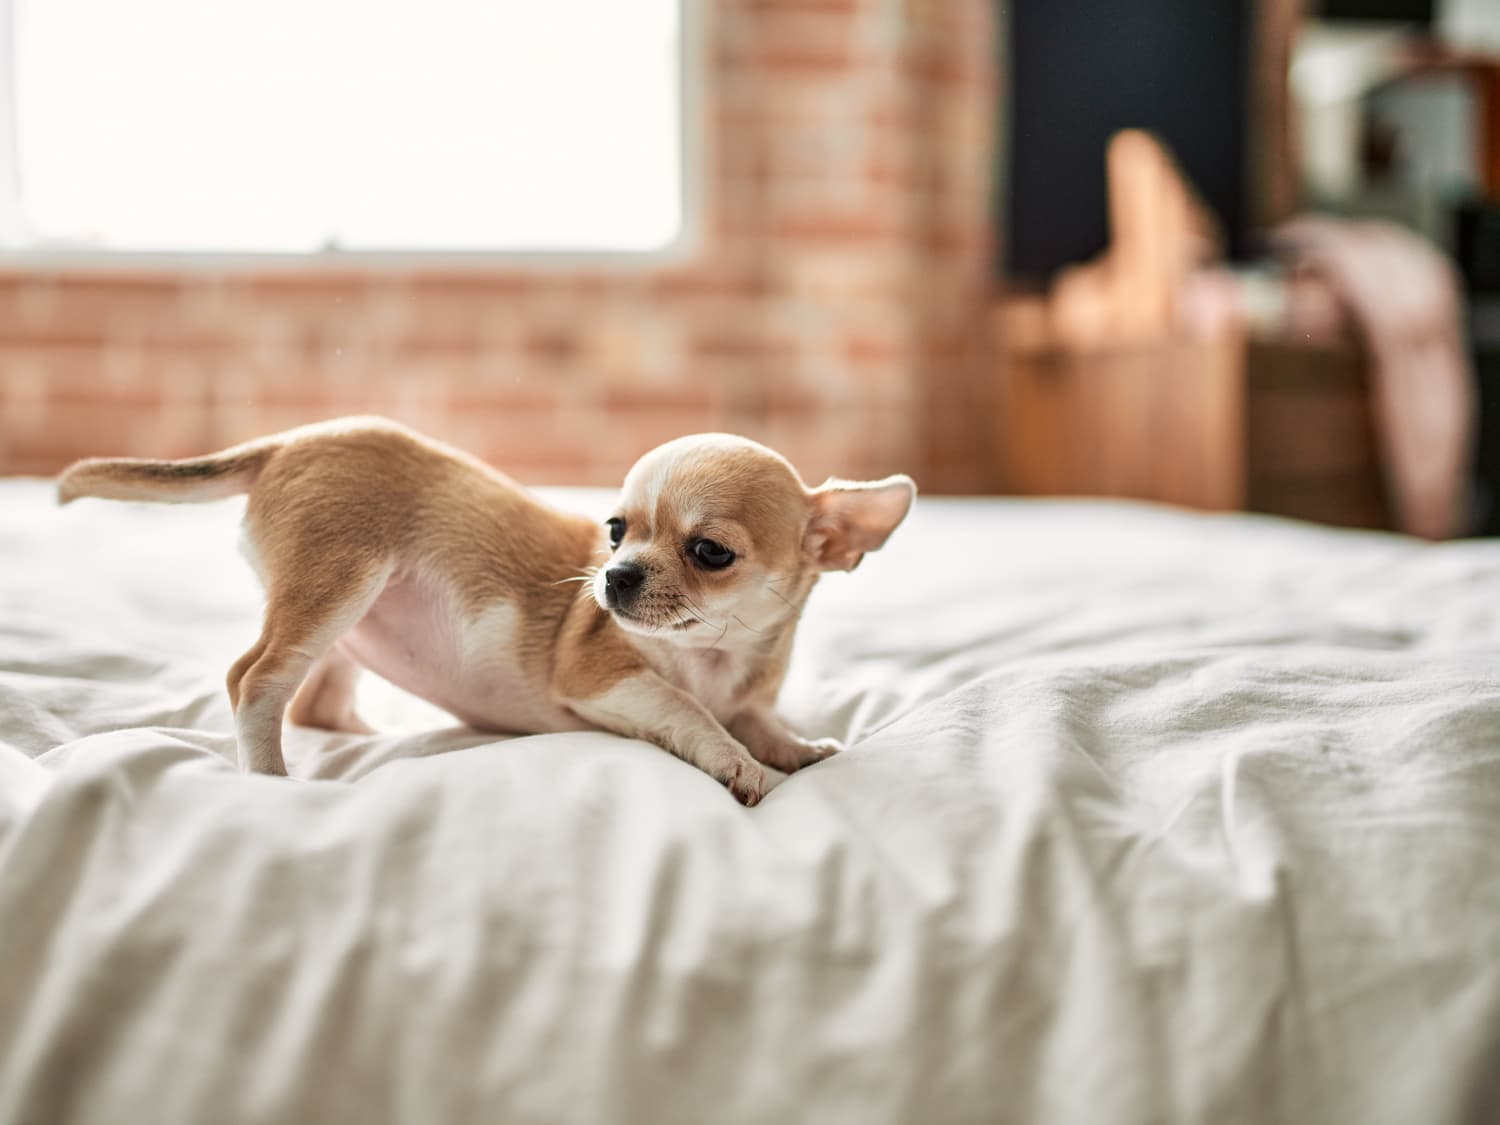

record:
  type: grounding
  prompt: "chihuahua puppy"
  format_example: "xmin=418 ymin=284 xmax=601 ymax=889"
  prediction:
xmin=58 ymin=418 xmax=915 ymax=805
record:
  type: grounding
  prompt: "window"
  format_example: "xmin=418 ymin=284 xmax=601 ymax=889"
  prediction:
xmin=0 ymin=0 xmax=687 ymax=256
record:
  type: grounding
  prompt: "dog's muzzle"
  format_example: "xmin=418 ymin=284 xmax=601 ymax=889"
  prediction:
xmin=603 ymin=562 xmax=645 ymax=611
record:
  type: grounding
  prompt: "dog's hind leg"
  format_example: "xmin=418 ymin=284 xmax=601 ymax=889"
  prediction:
xmin=227 ymin=563 xmax=390 ymax=775
xmin=288 ymin=646 xmax=375 ymax=734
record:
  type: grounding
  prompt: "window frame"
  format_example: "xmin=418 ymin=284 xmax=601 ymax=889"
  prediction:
xmin=0 ymin=0 xmax=704 ymax=273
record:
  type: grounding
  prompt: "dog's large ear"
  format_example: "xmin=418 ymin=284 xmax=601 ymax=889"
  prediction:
xmin=804 ymin=474 xmax=917 ymax=571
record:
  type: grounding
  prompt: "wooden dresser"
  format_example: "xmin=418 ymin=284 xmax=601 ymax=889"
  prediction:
xmin=995 ymin=127 xmax=1394 ymax=532
xmin=996 ymin=312 xmax=1391 ymax=530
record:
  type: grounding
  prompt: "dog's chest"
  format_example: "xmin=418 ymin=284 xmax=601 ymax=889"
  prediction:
xmin=648 ymin=646 xmax=750 ymax=723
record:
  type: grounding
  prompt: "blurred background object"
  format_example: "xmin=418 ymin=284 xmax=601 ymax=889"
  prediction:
xmin=1004 ymin=0 xmax=1252 ymax=283
xmin=998 ymin=0 xmax=1498 ymax=538
xmin=0 ymin=0 xmax=1495 ymax=536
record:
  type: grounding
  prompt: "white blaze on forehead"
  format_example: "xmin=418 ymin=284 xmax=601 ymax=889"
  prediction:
xmin=621 ymin=433 xmax=800 ymax=528
xmin=624 ymin=448 xmax=678 ymax=524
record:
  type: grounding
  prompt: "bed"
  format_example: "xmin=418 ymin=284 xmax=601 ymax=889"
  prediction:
xmin=2 ymin=478 xmax=1499 ymax=1124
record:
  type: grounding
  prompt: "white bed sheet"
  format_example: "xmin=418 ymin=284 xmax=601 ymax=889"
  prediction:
xmin=2 ymin=479 xmax=1499 ymax=1124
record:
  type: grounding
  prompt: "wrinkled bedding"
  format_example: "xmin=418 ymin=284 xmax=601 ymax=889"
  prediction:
xmin=2 ymin=479 xmax=1499 ymax=1124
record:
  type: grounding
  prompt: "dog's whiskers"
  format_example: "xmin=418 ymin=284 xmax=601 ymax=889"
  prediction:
xmin=764 ymin=580 xmax=798 ymax=611
xmin=681 ymin=593 xmax=717 ymax=629
xmin=706 ymin=620 xmax=731 ymax=652
xmin=553 ymin=565 xmax=601 ymax=587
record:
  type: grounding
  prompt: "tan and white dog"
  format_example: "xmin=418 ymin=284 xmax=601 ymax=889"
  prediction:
xmin=57 ymin=418 xmax=915 ymax=805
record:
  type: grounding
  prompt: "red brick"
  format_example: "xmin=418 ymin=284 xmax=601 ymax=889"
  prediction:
xmin=401 ymin=274 xmax=536 ymax=298
xmin=523 ymin=330 xmax=582 ymax=362
xmin=764 ymin=382 xmax=825 ymax=416
xmin=770 ymin=211 xmax=904 ymax=243
xmin=0 ymin=284 xmax=185 ymax=346
xmin=602 ymin=385 xmax=721 ymax=413
xmin=690 ymin=332 xmax=772 ymax=360
xmin=138 ymin=329 xmax=237 ymax=353
xmin=7 ymin=400 xmax=179 ymax=460
xmin=446 ymin=383 xmax=564 ymax=415
xmin=385 ymin=329 xmax=490 ymax=358
xmin=0 ymin=324 xmax=114 ymax=348
xmin=736 ymin=43 xmax=860 ymax=73
xmin=651 ymin=270 xmax=769 ymax=301
xmin=844 ymin=331 xmax=906 ymax=366
xmin=42 ymin=375 xmax=167 ymax=411
xmin=235 ymin=276 xmax=375 ymax=301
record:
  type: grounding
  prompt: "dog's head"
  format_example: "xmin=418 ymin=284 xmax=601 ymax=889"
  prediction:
xmin=593 ymin=434 xmax=915 ymax=645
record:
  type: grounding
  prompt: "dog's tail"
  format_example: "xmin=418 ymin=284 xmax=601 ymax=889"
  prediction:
xmin=57 ymin=438 xmax=280 ymax=506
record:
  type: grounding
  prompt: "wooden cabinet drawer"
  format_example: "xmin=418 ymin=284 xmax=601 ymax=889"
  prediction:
xmin=998 ymin=330 xmax=1393 ymax=531
xmin=1245 ymin=340 xmax=1390 ymax=529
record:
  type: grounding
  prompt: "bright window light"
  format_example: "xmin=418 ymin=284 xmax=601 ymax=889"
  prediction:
xmin=5 ymin=0 xmax=683 ymax=254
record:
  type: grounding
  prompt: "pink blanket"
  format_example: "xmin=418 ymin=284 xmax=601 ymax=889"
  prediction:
xmin=1274 ymin=216 xmax=1477 ymax=539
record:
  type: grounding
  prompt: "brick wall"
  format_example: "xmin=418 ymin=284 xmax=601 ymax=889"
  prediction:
xmin=0 ymin=0 xmax=997 ymax=491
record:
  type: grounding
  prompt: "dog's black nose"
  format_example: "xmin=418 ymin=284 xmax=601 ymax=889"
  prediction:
xmin=604 ymin=563 xmax=645 ymax=608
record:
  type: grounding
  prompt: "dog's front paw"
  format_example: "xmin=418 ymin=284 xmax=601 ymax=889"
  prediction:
xmin=714 ymin=755 xmax=767 ymax=807
xmin=750 ymin=735 xmax=842 ymax=773
xmin=796 ymin=737 xmax=843 ymax=768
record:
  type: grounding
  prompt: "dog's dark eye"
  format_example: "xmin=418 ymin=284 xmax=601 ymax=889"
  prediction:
xmin=689 ymin=538 xmax=735 ymax=569
xmin=606 ymin=518 xmax=626 ymax=549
